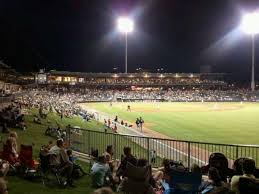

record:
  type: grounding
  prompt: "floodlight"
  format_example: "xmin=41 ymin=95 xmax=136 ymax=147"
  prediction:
xmin=117 ymin=17 xmax=134 ymax=33
xmin=241 ymin=12 xmax=259 ymax=35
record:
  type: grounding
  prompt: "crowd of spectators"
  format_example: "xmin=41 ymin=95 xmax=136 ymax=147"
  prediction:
xmin=82 ymin=77 xmax=226 ymax=86
xmin=17 ymin=89 xmax=91 ymax=119
xmin=89 ymin=145 xmax=259 ymax=194
xmin=1 ymin=87 xmax=259 ymax=193
xmin=0 ymin=103 xmax=26 ymax=132
xmin=19 ymin=87 xmax=259 ymax=104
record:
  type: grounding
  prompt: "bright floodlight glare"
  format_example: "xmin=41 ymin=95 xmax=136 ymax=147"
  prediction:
xmin=241 ymin=12 xmax=259 ymax=35
xmin=117 ymin=17 xmax=134 ymax=33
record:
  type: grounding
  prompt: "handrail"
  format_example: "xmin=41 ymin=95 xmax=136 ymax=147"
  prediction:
xmin=70 ymin=127 xmax=259 ymax=148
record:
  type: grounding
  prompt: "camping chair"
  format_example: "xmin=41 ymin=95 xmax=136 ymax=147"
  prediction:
xmin=39 ymin=150 xmax=65 ymax=187
xmin=19 ymin=144 xmax=43 ymax=180
xmin=19 ymin=144 xmax=34 ymax=169
xmin=239 ymin=177 xmax=259 ymax=194
xmin=167 ymin=170 xmax=202 ymax=194
xmin=119 ymin=162 xmax=155 ymax=194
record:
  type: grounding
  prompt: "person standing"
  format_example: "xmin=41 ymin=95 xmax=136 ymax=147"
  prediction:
xmin=114 ymin=116 xmax=118 ymax=123
xmin=108 ymin=119 xmax=111 ymax=129
xmin=60 ymin=110 xmax=63 ymax=120
xmin=113 ymin=123 xmax=117 ymax=133
xmin=135 ymin=118 xmax=140 ymax=129
xmin=139 ymin=117 xmax=144 ymax=133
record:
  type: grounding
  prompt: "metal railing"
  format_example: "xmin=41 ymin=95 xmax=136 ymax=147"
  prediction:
xmin=68 ymin=127 xmax=259 ymax=168
xmin=0 ymin=96 xmax=14 ymax=104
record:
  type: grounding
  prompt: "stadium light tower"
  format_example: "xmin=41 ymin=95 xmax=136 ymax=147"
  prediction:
xmin=241 ymin=12 xmax=259 ymax=91
xmin=117 ymin=17 xmax=134 ymax=74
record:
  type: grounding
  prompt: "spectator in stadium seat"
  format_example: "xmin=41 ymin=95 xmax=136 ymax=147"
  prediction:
xmin=200 ymin=167 xmax=226 ymax=194
xmin=116 ymin=147 xmax=137 ymax=177
xmin=155 ymin=159 xmax=173 ymax=181
xmin=201 ymin=153 xmax=233 ymax=182
xmin=233 ymin=158 xmax=246 ymax=176
xmin=91 ymin=156 xmax=112 ymax=188
xmin=49 ymin=139 xmax=74 ymax=187
xmin=191 ymin=163 xmax=202 ymax=174
xmin=231 ymin=158 xmax=257 ymax=194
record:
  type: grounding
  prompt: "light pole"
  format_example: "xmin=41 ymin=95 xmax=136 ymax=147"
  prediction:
xmin=241 ymin=12 xmax=259 ymax=91
xmin=117 ymin=17 xmax=134 ymax=74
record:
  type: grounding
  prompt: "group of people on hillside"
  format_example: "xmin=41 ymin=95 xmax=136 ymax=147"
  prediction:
xmin=41 ymin=138 xmax=87 ymax=187
xmin=0 ymin=103 xmax=27 ymax=132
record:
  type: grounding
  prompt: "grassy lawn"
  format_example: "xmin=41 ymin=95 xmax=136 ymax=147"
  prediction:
xmin=2 ymin=109 xmax=155 ymax=193
xmin=85 ymin=102 xmax=259 ymax=145
xmin=1 ymin=109 xmax=100 ymax=194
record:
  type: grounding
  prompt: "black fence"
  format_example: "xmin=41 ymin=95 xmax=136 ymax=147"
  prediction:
xmin=0 ymin=96 xmax=14 ymax=104
xmin=69 ymin=128 xmax=259 ymax=168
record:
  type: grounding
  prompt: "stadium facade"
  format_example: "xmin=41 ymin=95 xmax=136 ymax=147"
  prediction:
xmin=35 ymin=70 xmax=227 ymax=88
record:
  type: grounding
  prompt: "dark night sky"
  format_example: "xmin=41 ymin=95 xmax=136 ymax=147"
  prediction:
xmin=0 ymin=0 xmax=259 ymax=81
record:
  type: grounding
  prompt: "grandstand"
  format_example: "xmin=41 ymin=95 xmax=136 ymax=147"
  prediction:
xmin=1 ymin=66 xmax=259 ymax=193
xmin=37 ymin=70 xmax=227 ymax=88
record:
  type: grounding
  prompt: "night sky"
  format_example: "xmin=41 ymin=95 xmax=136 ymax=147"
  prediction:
xmin=0 ymin=0 xmax=259 ymax=81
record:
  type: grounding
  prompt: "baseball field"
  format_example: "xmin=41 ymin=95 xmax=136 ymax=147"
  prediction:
xmin=83 ymin=102 xmax=259 ymax=145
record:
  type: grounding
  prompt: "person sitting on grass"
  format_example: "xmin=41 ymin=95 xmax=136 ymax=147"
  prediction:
xmin=49 ymin=139 xmax=74 ymax=187
xmin=91 ymin=156 xmax=112 ymax=188
xmin=9 ymin=131 xmax=18 ymax=151
xmin=103 ymin=145 xmax=113 ymax=163
xmin=33 ymin=115 xmax=41 ymax=124
xmin=66 ymin=149 xmax=87 ymax=177
xmin=116 ymin=147 xmax=138 ymax=177
xmin=3 ymin=137 xmax=20 ymax=168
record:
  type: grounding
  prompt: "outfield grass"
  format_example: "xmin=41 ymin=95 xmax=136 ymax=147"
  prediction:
xmin=84 ymin=102 xmax=259 ymax=145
